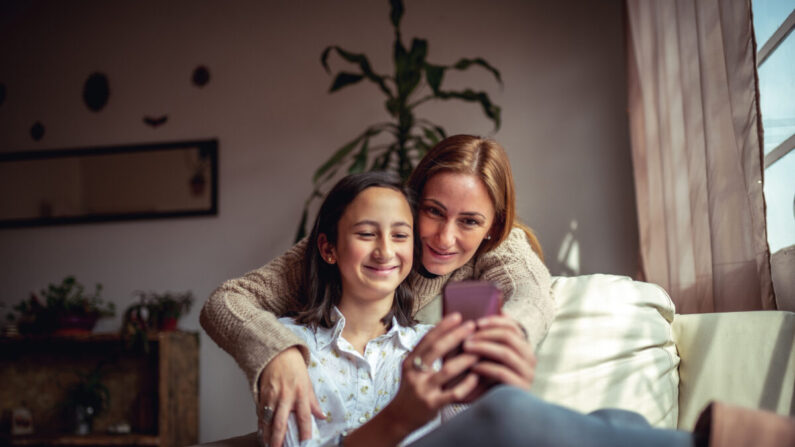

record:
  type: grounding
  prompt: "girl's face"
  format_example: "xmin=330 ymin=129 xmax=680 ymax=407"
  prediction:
xmin=325 ymin=187 xmax=414 ymax=303
xmin=418 ymin=172 xmax=496 ymax=275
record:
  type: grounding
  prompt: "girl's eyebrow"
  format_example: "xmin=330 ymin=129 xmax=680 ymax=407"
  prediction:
xmin=353 ymin=220 xmax=412 ymax=228
xmin=422 ymin=198 xmax=486 ymax=220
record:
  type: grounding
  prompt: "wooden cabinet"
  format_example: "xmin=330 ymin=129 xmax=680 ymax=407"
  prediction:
xmin=0 ymin=331 xmax=198 ymax=447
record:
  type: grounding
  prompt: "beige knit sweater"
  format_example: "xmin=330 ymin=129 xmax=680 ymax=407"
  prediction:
xmin=200 ymin=227 xmax=554 ymax=402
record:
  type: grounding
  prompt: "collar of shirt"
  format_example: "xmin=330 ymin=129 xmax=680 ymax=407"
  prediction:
xmin=314 ymin=306 xmax=416 ymax=352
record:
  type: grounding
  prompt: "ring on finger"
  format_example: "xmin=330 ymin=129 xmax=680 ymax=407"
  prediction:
xmin=412 ymin=356 xmax=431 ymax=372
xmin=262 ymin=405 xmax=275 ymax=424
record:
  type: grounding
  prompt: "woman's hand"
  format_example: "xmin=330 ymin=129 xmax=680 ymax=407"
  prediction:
xmin=378 ymin=313 xmax=480 ymax=438
xmin=257 ymin=347 xmax=325 ymax=447
xmin=463 ymin=314 xmax=537 ymax=392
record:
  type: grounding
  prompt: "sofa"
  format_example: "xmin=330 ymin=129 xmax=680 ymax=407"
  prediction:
xmin=194 ymin=274 xmax=795 ymax=445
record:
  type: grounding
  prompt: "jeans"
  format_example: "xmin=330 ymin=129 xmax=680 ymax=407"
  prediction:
xmin=409 ymin=386 xmax=694 ymax=447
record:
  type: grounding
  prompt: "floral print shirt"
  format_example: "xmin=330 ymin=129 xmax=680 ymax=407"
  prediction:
xmin=278 ymin=308 xmax=439 ymax=447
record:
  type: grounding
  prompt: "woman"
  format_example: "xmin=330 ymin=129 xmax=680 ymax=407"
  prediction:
xmin=200 ymin=135 xmax=551 ymax=447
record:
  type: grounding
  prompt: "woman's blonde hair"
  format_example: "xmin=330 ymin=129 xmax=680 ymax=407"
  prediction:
xmin=407 ymin=134 xmax=544 ymax=261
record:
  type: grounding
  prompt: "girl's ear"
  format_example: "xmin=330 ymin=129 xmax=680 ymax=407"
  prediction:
xmin=317 ymin=233 xmax=336 ymax=264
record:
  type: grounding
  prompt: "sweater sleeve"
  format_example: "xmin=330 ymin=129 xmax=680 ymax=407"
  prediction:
xmin=199 ymin=238 xmax=311 ymax=403
xmin=474 ymin=228 xmax=555 ymax=349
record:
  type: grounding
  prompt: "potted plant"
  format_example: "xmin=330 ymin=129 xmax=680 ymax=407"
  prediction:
xmin=296 ymin=0 xmax=503 ymax=240
xmin=61 ymin=364 xmax=110 ymax=435
xmin=6 ymin=276 xmax=115 ymax=335
xmin=121 ymin=291 xmax=193 ymax=352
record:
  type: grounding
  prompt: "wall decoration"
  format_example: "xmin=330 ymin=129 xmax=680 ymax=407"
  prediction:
xmin=192 ymin=65 xmax=210 ymax=87
xmin=0 ymin=139 xmax=218 ymax=228
xmin=30 ymin=121 xmax=45 ymax=141
xmin=82 ymin=72 xmax=110 ymax=112
xmin=143 ymin=115 xmax=168 ymax=127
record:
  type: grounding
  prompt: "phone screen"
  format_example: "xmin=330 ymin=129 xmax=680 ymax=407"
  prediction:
xmin=441 ymin=281 xmax=502 ymax=391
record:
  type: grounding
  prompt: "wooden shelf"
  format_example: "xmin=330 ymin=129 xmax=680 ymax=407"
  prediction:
xmin=1 ymin=331 xmax=198 ymax=447
xmin=0 ymin=332 xmax=162 ymax=344
xmin=5 ymin=433 xmax=160 ymax=446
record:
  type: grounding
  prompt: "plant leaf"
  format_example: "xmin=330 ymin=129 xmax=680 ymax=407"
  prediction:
xmin=435 ymin=89 xmax=502 ymax=130
xmin=348 ymin=138 xmax=370 ymax=173
xmin=452 ymin=57 xmax=503 ymax=85
xmin=424 ymin=63 xmax=444 ymax=94
xmin=330 ymin=72 xmax=365 ymax=92
xmin=322 ymin=46 xmax=393 ymax=98
xmin=394 ymin=38 xmax=427 ymax=99
xmin=389 ymin=0 xmax=404 ymax=28
xmin=312 ymin=137 xmax=362 ymax=184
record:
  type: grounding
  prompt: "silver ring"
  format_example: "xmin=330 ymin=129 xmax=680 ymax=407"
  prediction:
xmin=412 ymin=356 xmax=430 ymax=372
xmin=262 ymin=405 xmax=275 ymax=424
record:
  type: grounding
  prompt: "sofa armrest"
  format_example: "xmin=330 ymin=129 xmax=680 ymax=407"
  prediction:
xmin=672 ymin=311 xmax=795 ymax=430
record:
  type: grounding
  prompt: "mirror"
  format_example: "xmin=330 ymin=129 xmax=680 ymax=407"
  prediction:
xmin=0 ymin=139 xmax=218 ymax=228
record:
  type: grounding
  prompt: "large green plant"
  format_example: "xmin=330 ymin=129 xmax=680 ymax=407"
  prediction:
xmin=295 ymin=0 xmax=502 ymax=241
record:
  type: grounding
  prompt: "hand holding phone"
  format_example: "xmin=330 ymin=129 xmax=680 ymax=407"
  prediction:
xmin=441 ymin=281 xmax=502 ymax=392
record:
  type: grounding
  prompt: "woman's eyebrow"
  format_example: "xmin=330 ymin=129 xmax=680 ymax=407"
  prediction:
xmin=459 ymin=211 xmax=486 ymax=219
xmin=422 ymin=198 xmax=447 ymax=211
xmin=424 ymin=198 xmax=485 ymax=220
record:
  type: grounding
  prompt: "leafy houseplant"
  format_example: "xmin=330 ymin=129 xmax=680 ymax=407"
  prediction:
xmin=61 ymin=364 xmax=110 ymax=434
xmin=7 ymin=276 xmax=114 ymax=335
xmin=121 ymin=291 xmax=193 ymax=352
xmin=296 ymin=0 xmax=503 ymax=241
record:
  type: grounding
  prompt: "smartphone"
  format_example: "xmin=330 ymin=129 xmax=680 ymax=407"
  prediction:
xmin=441 ymin=281 xmax=502 ymax=391
xmin=442 ymin=280 xmax=502 ymax=321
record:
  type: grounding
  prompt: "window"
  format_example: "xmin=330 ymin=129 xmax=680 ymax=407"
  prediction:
xmin=753 ymin=0 xmax=795 ymax=306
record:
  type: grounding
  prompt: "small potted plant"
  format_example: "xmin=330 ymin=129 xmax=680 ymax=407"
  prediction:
xmin=121 ymin=291 xmax=193 ymax=351
xmin=61 ymin=364 xmax=110 ymax=435
xmin=7 ymin=276 xmax=115 ymax=335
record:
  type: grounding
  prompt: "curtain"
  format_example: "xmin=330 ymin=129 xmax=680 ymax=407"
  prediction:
xmin=626 ymin=0 xmax=774 ymax=313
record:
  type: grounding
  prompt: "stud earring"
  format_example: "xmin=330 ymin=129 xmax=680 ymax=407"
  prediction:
xmin=485 ymin=235 xmax=492 ymax=240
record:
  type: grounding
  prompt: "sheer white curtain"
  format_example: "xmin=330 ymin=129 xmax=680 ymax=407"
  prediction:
xmin=626 ymin=0 xmax=775 ymax=313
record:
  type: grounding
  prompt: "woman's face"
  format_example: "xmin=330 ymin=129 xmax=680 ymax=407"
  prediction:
xmin=418 ymin=172 xmax=496 ymax=275
xmin=327 ymin=187 xmax=414 ymax=303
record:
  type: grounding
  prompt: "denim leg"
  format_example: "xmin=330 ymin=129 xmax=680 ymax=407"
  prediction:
xmin=589 ymin=408 xmax=652 ymax=428
xmin=408 ymin=386 xmax=694 ymax=447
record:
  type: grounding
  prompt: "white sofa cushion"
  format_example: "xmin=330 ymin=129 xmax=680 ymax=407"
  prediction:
xmin=530 ymin=274 xmax=680 ymax=428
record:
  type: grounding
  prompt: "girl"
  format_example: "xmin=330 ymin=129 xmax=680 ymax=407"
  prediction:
xmin=274 ymin=171 xmax=481 ymax=447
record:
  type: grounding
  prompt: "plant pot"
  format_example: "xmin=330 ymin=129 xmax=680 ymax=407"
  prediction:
xmin=158 ymin=317 xmax=178 ymax=331
xmin=54 ymin=314 xmax=99 ymax=336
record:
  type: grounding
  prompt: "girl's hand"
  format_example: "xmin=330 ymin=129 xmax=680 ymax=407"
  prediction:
xmin=381 ymin=313 xmax=480 ymax=435
xmin=463 ymin=314 xmax=537 ymax=391
xmin=258 ymin=347 xmax=325 ymax=447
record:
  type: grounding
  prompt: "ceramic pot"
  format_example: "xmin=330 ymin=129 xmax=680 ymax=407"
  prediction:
xmin=54 ymin=314 xmax=99 ymax=336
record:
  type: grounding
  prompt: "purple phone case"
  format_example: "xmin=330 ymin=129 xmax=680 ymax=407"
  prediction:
xmin=442 ymin=280 xmax=502 ymax=321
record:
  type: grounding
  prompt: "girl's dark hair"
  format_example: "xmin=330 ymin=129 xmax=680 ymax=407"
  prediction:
xmin=295 ymin=171 xmax=417 ymax=329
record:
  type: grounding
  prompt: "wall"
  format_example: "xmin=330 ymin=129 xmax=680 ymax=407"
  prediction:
xmin=0 ymin=0 xmax=637 ymax=441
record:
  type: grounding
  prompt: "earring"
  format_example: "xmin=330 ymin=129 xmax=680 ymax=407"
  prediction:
xmin=485 ymin=235 xmax=492 ymax=240
xmin=327 ymin=256 xmax=334 ymax=263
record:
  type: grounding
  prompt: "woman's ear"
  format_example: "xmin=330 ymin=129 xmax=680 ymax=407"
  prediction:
xmin=317 ymin=233 xmax=336 ymax=264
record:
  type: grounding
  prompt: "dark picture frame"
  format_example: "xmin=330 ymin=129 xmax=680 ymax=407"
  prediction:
xmin=0 ymin=139 xmax=218 ymax=228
